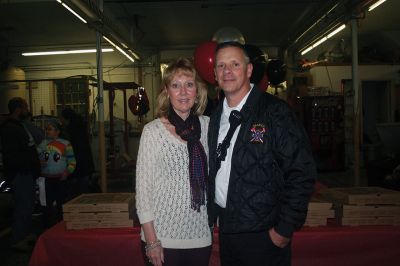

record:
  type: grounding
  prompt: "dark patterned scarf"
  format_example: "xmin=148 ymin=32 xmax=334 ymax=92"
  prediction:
xmin=168 ymin=108 xmax=208 ymax=212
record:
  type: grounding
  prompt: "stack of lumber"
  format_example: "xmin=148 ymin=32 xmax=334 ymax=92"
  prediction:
xmin=318 ymin=187 xmax=400 ymax=226
xmin=63 ymin=193 xmax=136 ymax=230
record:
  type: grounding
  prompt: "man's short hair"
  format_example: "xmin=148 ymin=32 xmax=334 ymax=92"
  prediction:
xmin=215 ymin=41 xmax=250 ymax=64
xmin=8 ymin=97 xmax=26 ymax=114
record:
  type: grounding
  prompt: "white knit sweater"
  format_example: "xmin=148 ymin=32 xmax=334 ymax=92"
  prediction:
xmin=136 ymin=116 xmax=211 ymax=249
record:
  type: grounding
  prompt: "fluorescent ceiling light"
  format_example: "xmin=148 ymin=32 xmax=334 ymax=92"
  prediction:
xmin=312 ymin=37 xmax=327 ymax=48
xmin=300 ymin=46 xmax=313 ymax=55
xmin=103 ymin=36 xmax=135 ymax=62
xmin=368 ymin=0 xmax=387 ymax=11
xmin=57 ymin=0 xmax=87 ymax=24
xmin=103 ymin=36 xmax=116 ymax=47
xmin=300 ymin=24 xmax=346 ymax=55
xmin=128 ymin=50 xmax=140 ymax=60
xmin=22 ymin=48 xmax=114 ymax=56
xmin=115 ymin=46 xmax=135 ymax=63
xmin=327 ymin=24 xmax=346 ymax=38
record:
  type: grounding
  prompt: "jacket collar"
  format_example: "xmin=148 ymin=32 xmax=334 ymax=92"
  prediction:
xmin=229 ymin=86 xmax=263 ymax=154
xmin=240 ymin=86 xmax=262 ymax=124
xmin=209 ymin=86 xmax=262 ymax=152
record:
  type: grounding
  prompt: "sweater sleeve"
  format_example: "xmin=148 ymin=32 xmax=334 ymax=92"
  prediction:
xmin=135 ymin=123 xmax=159 ymax=224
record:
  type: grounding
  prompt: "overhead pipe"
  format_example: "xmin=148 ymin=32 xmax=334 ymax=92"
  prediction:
xmin=69 ymin=0 xmax=99 ymax=20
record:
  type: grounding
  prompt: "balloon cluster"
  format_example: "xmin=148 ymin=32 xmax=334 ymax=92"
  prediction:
xmin=194 ymin=41 xmax=217 ymax=86
xmin=193 ymin=27 xmax=287 ymax=89
xmin=266 ymin=59 xmax=287 ymax=87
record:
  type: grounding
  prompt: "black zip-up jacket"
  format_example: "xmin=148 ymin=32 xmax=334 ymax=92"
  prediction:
xmin=208 ymin=87 xmax=316 ymax=238
xmin=0 ymin=117 xmax=41 ymax=181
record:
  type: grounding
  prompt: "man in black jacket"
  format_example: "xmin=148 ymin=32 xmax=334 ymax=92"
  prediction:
xmin=208 ymin=42 xmax=316 ymax=266
xmin=0 ymin=97 xmax=40 ymax=249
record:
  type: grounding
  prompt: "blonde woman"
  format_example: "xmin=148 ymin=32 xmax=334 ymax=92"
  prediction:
xmin=136 ymin=58 xmax=211 ymax=266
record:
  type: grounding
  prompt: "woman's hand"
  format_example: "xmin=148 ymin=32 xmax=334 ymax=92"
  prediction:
xmin=142 ymin=222 xmax=163 ymax=265
xmin=146 ymin=245 xmax=164 ymax=266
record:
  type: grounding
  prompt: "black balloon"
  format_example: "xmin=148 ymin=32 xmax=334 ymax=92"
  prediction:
xmin=244 ymin=44 xmax=268 ymax=84
xmin=266 ymin=59 xmax=287 ymax=86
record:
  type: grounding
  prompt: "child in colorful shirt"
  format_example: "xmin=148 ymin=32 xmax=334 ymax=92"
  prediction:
xmin=37 ymin=120 xmax=76 ymax=228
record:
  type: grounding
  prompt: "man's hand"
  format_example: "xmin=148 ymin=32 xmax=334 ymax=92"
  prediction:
xmin=268 ymin=227 xmax=290 ymax=248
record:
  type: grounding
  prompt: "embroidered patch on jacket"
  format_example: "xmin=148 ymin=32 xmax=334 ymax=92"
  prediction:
xmin=250 ymin=123 xmax=267 ymax=143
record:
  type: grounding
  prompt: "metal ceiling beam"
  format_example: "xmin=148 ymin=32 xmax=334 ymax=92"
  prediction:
xmin=285 ymin=0 xmax=349 ymax=52
xmin=63 ymin=0 xmax=141 ymax=60
xmin=286 ymin=0 xmax=377 ymax=54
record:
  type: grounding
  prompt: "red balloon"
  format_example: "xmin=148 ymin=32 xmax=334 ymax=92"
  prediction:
xmin=194 ymin=41 xmax=217 ymax=85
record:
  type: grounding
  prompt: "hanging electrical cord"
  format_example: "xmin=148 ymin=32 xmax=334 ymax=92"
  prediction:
xmin=102 ymin=59 xmax=128 ymax=74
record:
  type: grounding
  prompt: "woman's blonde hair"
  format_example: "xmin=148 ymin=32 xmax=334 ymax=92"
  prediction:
xmin=156 ymin=58 xmax=208 ymax=118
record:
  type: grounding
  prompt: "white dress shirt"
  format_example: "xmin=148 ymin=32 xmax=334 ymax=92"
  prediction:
xmin=215 ymin=86 xmax=253 ymax=208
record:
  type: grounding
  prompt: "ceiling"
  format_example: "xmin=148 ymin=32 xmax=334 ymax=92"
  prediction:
xmin=0 ymin=0 xmax=399 ymax=63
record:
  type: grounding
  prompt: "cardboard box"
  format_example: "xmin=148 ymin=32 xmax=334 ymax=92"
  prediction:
xmin=308 ymin=196 xmax=334 ymax=211
xmin=63 ymin=193 xmax=135 ymax=213
xmin=307 ymin=209 xmax=335 ymax=218
xmin=318 ymin=187 xmax=400 ymax=205
xmin=341 ymin=216 xmax=396 ymax=226
xmin=63 ymin=193 xmax=137 ymax=230
xmin=305 ymin=196 xmax=335 ymax=226
xmin=304 ymin=217 xmax=329 ymax=226
xmin=63 ymin=211 xmax=130 ymax=222
xmin=342 ymin=205 xmax=400 ymax=217
xmin=66 ymin=219 xmax=134 ymax=230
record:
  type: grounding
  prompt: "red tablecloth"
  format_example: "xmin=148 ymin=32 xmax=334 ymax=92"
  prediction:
xmin=292 ymin=226 xmax=400 ymax=266
xmin=29 ymin=222 xmax=400 ymax=266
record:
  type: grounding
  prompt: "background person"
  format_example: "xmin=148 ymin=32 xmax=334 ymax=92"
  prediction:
xmin=208 ymin=42 xmax=316 ymax=266
xmin=0 ymin=97 xmax=41 ymax=250
xmin=37 ymin=120 xmax=76 ymax=228
xmin=60 ymin=108 xmax=95 ymax=198
xmin=136 ymin=58 xmax=211 ymax=266
xmin=21 ymin=112 xmax=44 ymax=146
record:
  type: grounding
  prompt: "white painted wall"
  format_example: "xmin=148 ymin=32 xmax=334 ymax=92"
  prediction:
xmin=310 ymin=65 xmax=400 ymax=93
xmin=310 ymin=64 xmax=400 ymax=122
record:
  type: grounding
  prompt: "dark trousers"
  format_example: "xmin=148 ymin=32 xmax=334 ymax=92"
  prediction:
xmin=217 ymin=205 xmax=291 ymax=266
xmin=42 ymin=178 xmax=67 ymax=228
xmin=219 ymin=230 xmax=291 ymax=266
xmin=141 ymin=241 xmax=211 ymax=266
xmin=11 ymin=172 xmax=35 ymax=244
